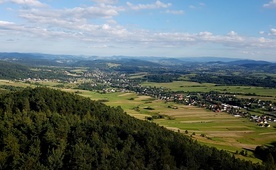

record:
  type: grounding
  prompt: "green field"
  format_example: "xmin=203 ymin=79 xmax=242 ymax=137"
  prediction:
xmin=63 ymin=85 xmax=276 ymax=163
xmin=142 ymin=80 xmax=276 ymax=101
xmin=65 ymin=88 xmax=276 ymax=151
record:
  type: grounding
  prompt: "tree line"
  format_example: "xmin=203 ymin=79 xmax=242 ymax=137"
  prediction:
xmin=190 ymin=74 xmax=276 ymax=88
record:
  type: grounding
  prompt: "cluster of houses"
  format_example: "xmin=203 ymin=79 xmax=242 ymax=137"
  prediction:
xmin=17 ymin=69 xmax=276 ymax=129
xmin=250 ymin=114 xmax=276 ymax=127
xmin=127 ymin=86 xmax=275 ymax=127
xmin=22 ymin=78 xmax=49 ymax=82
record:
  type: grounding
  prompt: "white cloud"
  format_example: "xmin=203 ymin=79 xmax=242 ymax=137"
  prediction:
xmin=90 ymin=44 xmax=109 ymax=48
xmin=227 ymin=31 xmax=238 ymax=36
xmin=259 ymin=31 xmax=265 ymax=35
xmin=198 ymin=31 xmax=213 ymax=37
xmin=263 ymin=0 xmax=276 ymax=8
xmin=0 ymin=0 xmax=45 ymax=6
xmin=259 ymin=37 xmax=266 ymax=43
xmin=0 ymin=20 xmax=53 ymax=40
xmin=189 ymin=2 xmax=205 ymax=9
xmin=165 ymin=10 xmax=184 ymax=15
xmin=0 ymin=20 xmax=15 ymax=25
xmin=91 ymin=0 xmax=118 ymax=4
xmin=15 ymin=6 xmax=130 ymax=41
xmin=0 ymin=0 xmax=275 ymax=59
xmin=0 ymin=20 xmax=24 ymax=32
xmin=155 ymin=0 xmax=171 ymax=8
xmin=102 ymin=24 xmax=111 ymax=30
xmin=269 ymin=28 xmax=276 ymax=35
xmin=64 ymin=5 xmax=123 ymax=19
xmin=127 ymin=1 xmax=171 ymax=10
xmin=2 ymin=14 xmax=276 ymax=52
xmin=19 ymin=4 xmax=124 ymax=23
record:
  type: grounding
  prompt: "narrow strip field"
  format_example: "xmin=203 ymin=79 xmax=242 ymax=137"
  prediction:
xmin=142 ymin=80 xmax=276 ymax=101
xmin=73 ymin=89 xmax=276 ymax=158
xmin=76 ymin=91 xmax=276 ymax=162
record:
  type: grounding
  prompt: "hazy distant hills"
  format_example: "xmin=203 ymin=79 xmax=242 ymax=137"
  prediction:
xmin=0 ymin=52 xmax=79 ymax=66
xmin=227 ymin=59 xmax=271 ymax=65
xmin=0 ymin=52 xmax=274 ymax=68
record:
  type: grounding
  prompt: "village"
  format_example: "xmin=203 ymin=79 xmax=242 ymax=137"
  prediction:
xmin=78 ymin=69 xmax=276 ymax=127
xmin=15 ymin=68 xmax=276 ymax=128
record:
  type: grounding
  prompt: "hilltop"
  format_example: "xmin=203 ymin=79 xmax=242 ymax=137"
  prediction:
xmin=0 ymin=87 xmax=266 ymax=169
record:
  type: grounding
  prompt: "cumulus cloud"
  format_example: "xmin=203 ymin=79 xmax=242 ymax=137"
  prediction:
xmin=91 ymin=0 xmax=118 ymax=4
xmin=2 ymin=13 xmax=276 ymax=51
xmin=189 ymin=2 xmax=205 ymax=9
xmin=127 ymin=1 xmax=171 ymax=10
xmin=165 ymin=10 xmax=184 ymax=15
xmin=259 ymin=31 xmax=265 ymax=35
xmin=19 ymin=3 xmax=124 ymax=24
xmin=0 ymin=0 xmax=275 ymax=57
xmin=64 ymin=4 xmax=124 ymax=18
xmin=263 ymin=0 xmax=276 ymax=8
xmin=0 ymin=0 xmax=45 ymax=6
xmin=15 ymin=6 xmax=130 ymax=42
xmin=0 ymin=20 xmax=22 ymax=32
xmin=197 ymin=32 xmax=216 ymax=41
xmin=227 ymin=31 xmax=238 ymax=36
xmin=259 ymin=37 xmax=266 ymax=43
xmin=0 ymin=20 xmax=15 ymax=25
xmin=0 ymin=20 xmax=54 ymax=40
xmin=269 ymin=28 xmax=276 ymax=35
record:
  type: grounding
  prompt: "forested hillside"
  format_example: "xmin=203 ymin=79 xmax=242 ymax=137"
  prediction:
xmin=0 ymin=61 xmax=32 ymax=79
xmin=0 ymin=61 xmax=70 ymax=81
xmin=0 ymin=88 xmax=268 ymax=169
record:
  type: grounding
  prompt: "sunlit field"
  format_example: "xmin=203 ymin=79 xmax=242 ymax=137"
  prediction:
xmin=71 ymin=89 xmax=276 ymax=162
xmin=142 ymin=80 xmax=276 ymax=101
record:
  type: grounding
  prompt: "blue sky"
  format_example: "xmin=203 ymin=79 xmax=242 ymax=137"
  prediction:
xmin=0 ymin=0 xmax=275 ymax=61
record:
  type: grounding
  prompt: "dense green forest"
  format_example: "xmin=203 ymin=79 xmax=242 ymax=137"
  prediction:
xmin=189 ymin=74 xmax=276 ymax=88
xmin=0 ymin=88 xmax=271 ymax=169
xmin=0 ymin=60 xmax=70 ymax=81
xmin=255 ymin=143 xmax=276 ymax=169
xmin=0 ymin=61 xmax=32 ymax=79
xmin=144 ymin=74 xmax=181 ymax=83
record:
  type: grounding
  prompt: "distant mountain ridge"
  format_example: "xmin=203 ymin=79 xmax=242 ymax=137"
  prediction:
xmin=0 ymin=52 xmax=274 ymax=67
xmin=227 ymin=59 xmax=271 ymax=65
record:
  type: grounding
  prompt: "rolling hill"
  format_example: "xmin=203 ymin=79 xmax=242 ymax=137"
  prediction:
xmin=0 ymin=87 xmax=266 ymax=169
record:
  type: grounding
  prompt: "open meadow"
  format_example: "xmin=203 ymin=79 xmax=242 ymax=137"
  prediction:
xmin=142 ymin=80 xmax=276 ymax=102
